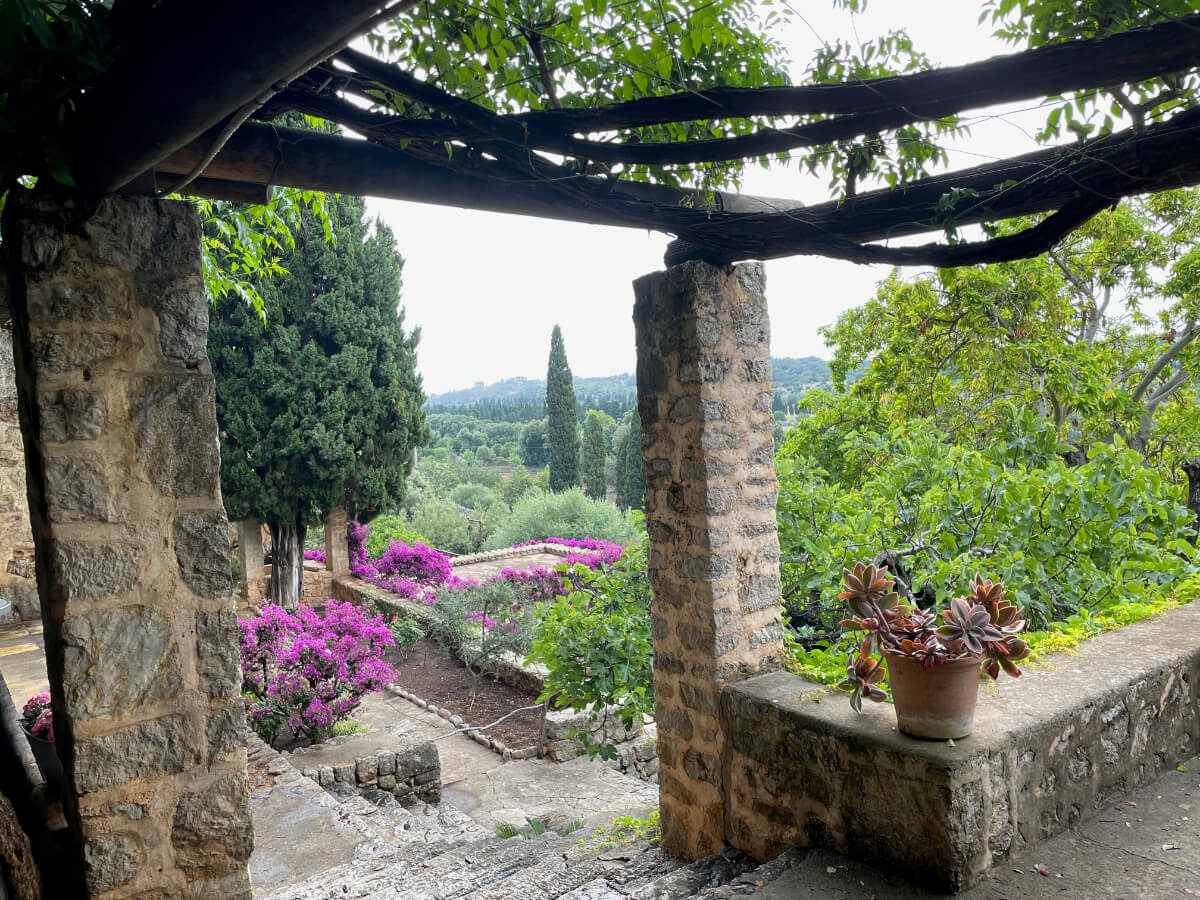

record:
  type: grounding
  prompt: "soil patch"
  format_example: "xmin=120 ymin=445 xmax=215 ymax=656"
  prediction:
xmin=387 ymin=639 xmax=544 ymax=751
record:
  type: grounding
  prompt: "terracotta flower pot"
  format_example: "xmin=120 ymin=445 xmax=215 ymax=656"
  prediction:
xmin=883 ymin=650 xmax=981 ymax=740
xmin=22 ymin=728 xmax=62 ymax=790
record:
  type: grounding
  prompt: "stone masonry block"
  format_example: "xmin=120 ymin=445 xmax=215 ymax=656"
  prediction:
xmin=84 ymin=834 xmax=139 ymax=895
xmin=39 ymin=388 xmax=106 ymax=442
xmin=61 ymin=606 xmax=181 ymax=721
xmin=174 ymin=511 xmax=232 ymax=599
xmin=172 ymin=772 xmax=254 ymax=878
xmin=74 ymin=714 xmax=198 ymax=793
xmin=196 ymin=610 xmax=241 ymax=698
xmin=47 ymin=540 xmax=139 ymax=603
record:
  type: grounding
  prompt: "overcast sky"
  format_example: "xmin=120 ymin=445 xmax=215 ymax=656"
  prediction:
xmin=367 ymin=1 xmax=1049 ymax=396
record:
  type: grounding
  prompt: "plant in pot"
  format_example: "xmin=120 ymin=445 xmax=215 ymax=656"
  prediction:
xmin=836 ymin=562 xmax=1029 ymax=740
xmin=20 ymin=692 xmax=62 ymax=789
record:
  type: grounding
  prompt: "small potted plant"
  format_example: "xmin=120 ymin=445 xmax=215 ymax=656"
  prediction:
xmin=836 ymin=562 xmax=1029 ymax=739
xmin=20 ymin=691 xmax=62 ymax=788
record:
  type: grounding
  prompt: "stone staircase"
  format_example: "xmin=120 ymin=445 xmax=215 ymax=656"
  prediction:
xmin=253 ymin=734 xmax=804 ymax=900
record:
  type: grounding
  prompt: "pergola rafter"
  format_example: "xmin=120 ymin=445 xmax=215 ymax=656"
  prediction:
xmin=73 ymin=8 xmax=1200 ymax=267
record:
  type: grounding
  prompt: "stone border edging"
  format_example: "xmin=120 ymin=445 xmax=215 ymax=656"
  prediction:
xmin=447 ymin=543 xmax=592 ymax=567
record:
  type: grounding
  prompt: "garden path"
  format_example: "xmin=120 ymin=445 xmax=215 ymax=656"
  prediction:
xmin=347 ymin=687 xmax=659 ymax=833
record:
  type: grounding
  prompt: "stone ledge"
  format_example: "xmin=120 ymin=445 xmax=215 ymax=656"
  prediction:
xmin=720 ymin=601 xmax=1200 ymax=893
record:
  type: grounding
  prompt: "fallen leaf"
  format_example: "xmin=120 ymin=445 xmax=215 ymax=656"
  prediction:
xmin=754 ymin=881 xmax=763 ymax=887
xmin=1184 ymin=890 xmax=1200 ymax=897
xmin=1034 ymin=864 xmax=1050 ymax=876
xmin=826 ymin=866 xmax=838 ymax=874
xmin=1127 ymin=801 xmax=1137 ymax=807
xmin=947 ymin=738 xmax=956 ymax=746
xmin=1179 ymin=764 xmax=1189 ymax=772
xmin=1012 ymin=868 xmax=1024 ymax=875
xmin=1163 ymin=844 xmax=1181 ymax=851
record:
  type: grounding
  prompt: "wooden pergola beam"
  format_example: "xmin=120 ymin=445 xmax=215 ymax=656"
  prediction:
xmin=158 ymin=109 xmax=1200 ymax=265
xmin=65 ymin=0 xmax=396 ymax=194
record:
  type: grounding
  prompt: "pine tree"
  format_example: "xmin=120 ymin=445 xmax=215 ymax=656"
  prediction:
xmin=210 ymin=193 xmax=428 ymax=606
xmin=546 ymin=325 xmax=580 ymax=492
xmin=582 ymin=411 xmax=607 ymax=500
xmin=616 ymin=409 xmax=644 ymax=511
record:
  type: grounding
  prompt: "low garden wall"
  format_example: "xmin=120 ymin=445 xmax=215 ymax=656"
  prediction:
xmin=719 ymin=601 xmax=1200 ymax=893
xmin=285 ymin=734 xmax=441 ymax=804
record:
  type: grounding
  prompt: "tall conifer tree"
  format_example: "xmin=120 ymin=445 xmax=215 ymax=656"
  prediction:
xmin=582 ymin=411 xmax=606 ymax=500
xmin=210 ymin=194 xmax=428 ymax=606
xmin=616 ymin=410 xmax=644 ymax=511
xmin=546 ymin=325 xmax=580 ymax=492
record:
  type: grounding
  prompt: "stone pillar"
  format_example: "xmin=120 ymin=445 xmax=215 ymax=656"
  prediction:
xmin=237 ymin=519 xmax=264 ymax=584
xmin=632 ymin=260 xmax=785 ymax=861
xmin=2 ymin=191 xmax=252 ymax=898
xmin=323 ymin=505 xmax=350 ymax=576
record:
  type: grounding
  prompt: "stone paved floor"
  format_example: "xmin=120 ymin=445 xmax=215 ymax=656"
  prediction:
xmin=751 ymin=753 xmax=1200 ymax=899
xmin=450 ymin=550 xmax=571 ymax=581
xmin=0 ymin=622 xmax=47 ymax=707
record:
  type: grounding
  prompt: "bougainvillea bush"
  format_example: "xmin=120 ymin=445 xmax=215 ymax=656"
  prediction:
xmin=240 ymin=601 xmax=396 ymax=747
xmin=303 ymin=549 xmax=327 ymax=563
xmin=21 ymin=692 xmax=53 ymax=740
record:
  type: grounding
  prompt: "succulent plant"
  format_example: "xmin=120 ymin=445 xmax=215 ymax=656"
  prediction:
xmin=835 ymin=562 xmax=1030 ymax=711
xmin=838 ymin=641 xmax=888 ymax=712
xmin=936 ymin=597 xmax=1004 ymax=655
xmin=838 ymin=562 xmax=903 ymax=649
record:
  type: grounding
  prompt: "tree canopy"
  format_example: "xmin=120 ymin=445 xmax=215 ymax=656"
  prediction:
xmin=210 ymin=192 xmax=428 ymax=602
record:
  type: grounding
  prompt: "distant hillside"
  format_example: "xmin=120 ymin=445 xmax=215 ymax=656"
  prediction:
xmin=426 ymin=356 xmax=831 ymax=408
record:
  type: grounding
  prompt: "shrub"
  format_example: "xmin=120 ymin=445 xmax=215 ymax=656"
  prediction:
xmin=407 ymin=498 xmax=472 ymax=554
xmin=528 ymin=538 xmax=653 ymax=758
xmin=776 ymin=410 xmax=1197 ymax=630
xmin=450 ymin=482 xmax=497 ymax=511
xmin=240 ymin=601 xmax=396 ymax=746
xmin=428 ymin=580 xmax=538 ymax=697
xmin=484 ymin=488 xmax=635 ymax=549
xmin=363 ymin=514 xmax=429 ymax=560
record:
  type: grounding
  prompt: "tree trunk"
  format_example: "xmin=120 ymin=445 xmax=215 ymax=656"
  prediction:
xmin=1184 ymin=457 xmax=1200 ymax=546
xmin=268 ymin=520 xmax=307 ymax=608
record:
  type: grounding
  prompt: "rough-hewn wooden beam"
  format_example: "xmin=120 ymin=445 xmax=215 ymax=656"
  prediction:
xmin=65 ymin=0 xmax=395 ymax=193
xmin=335 ymin=18 xmax=1200 ymax=167
xmin=158 ymin=108 xmax=1200 ymax=266
xmin=509 ymin=14 xmax=1200 ymax=130
xmin=156 ymin=122 xmax=801 ymax=220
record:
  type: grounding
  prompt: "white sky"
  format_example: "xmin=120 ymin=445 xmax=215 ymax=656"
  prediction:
xmin=367 ymin=1 xmax=1051 ymax=396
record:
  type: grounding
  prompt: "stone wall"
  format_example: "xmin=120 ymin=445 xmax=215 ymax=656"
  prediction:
xmin=2 ymin=191 xmax=252 ymax=898
xmin=0 ymin=320 xmax=31 ymax=567
xmin=632 ymin=260 xmax=785 ymax=860
xmin=289 ymin=735 xmax=441 ymax=804
xmin=720 ymin=602 xmax=1200 ymax=892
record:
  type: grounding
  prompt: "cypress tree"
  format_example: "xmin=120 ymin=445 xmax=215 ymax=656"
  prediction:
xmin=616 ymin=409 xmax=644 ymax=511
xmin=546 ymin=325 xmax=580 ymax=492
xmin=582 ymin=410 xmax=606 ymax=500
xmin=210 ymin=193 xmax=428 ymax=606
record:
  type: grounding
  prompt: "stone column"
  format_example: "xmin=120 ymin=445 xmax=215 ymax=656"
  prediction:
xmin=237 ymin=518 xmax=264 ymax=584
xmin=632 ymin=260 xmax=785 ymax=861
xmin=323 ymin=505 xmax=350 ymax=575
xmin=2 ymin=191 xmax=252 ymax=898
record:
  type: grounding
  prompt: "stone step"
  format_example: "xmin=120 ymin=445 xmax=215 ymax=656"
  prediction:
xmin=263 ymin=831 xmax=572 ymax=899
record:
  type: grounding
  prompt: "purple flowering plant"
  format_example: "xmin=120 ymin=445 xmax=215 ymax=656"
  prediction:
xmin=240 ymin=600 xmax=397 ymax=747
xmin=304 ymin=549 xmax=327 ymax=563
xmin=22 ymin=692 xmax=53 ymax=740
